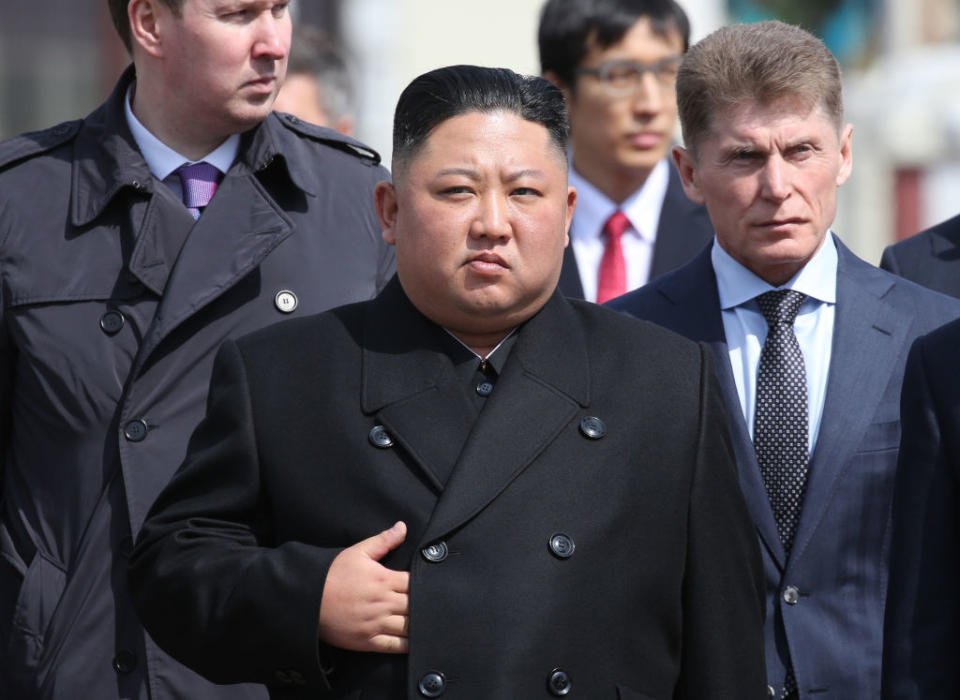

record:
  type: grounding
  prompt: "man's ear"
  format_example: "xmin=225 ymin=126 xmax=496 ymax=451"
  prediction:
xmin=374 ymin=181 xmax=399 ymax=245
xmin=129 ymin=0 xmax=165 ymax=58
xmin=542 ymin=71 xmax=573 ymax=105
xmin=672 ymin=145 xmax=704 ymax=205
xmin=564 ymin=186 xmax=577 ymax=248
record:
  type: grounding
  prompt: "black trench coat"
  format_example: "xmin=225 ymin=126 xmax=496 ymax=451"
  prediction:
xmin=0 ymin=67 xmax=394 ymax=699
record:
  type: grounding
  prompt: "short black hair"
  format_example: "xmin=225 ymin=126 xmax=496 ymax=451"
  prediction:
xmin=391 ymin=65 xmax=569 ymax=175
xmin=538 ymin=0 xmax=691 ymax=88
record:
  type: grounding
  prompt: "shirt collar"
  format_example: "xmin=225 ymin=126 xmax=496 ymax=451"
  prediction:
xmin=442 ymin=327 xmax=518 ymax=373
xmin=568 ymin=158 xmax=669 ymax=243
xmin=124 ymin=83 xmax=239 ymax=180
xmin=712 ymin=232 xmax=838 ymax=310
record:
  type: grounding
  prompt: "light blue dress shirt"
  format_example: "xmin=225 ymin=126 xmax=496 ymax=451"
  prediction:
xmin=124 ymin=85 xmax=238 ymax=200
xmin=711 ymin=234 xmax=838 ymax=455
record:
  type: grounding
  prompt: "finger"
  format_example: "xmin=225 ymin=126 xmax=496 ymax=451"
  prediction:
xmin=356 ymin=521 xmax=407 ymax=561
xmin=378 ymin=613 xmax=410 ymax=638
xmin=385 ymin=590 xmax=409 ymax=616
xmin=391 ymin=571 xmax=410 ymax=594
xmin=369 ymin=633 xmax=409 ymax=654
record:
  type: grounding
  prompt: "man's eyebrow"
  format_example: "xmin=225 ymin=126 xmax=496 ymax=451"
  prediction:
xmin=436 ymin=168 xmax=480 ymax=180
xmin=503 ymin=169 xmax=547 ymax=182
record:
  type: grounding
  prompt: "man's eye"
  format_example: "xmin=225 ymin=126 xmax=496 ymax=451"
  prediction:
xmin=605 ymin=67 xmax=640 ymax=84
xmin=512 ymin=187 xmax=540 ymax=197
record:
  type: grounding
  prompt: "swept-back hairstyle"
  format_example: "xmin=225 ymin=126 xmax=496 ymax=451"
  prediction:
xmin=538 ymin=0 xmax=690 ymax=88
xmin=391 ymin=65 xmax=569 ymax=175
xmin=677 ymin=21 xmax=844 ymax=157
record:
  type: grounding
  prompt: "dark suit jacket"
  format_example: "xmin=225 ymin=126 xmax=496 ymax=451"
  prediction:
xmin=883 ymin=318 xmax=960 ymax=698
xmin=608 ymin=237 xmax=960 ymax=699
xmin=880 ymin=213 xmax=960 ymax=298
xmin=558 ymin=160 xmax=714 ymax=299
xmin=129 ymin=279 xmax=767 ymax=699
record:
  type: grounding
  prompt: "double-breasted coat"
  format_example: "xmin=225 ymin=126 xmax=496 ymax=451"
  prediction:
xmin=0 ymin=68 xmax=394 ymax=699
xmin=129 ymin=279 xmax=768 ymax=699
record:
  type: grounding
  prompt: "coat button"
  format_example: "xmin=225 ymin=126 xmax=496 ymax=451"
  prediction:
xmin=100 ymin=310 xmax=125 ymax=335
xmin=124 ymin=419 xmax=149 ymax=442
xmin=418 ymin=670 xmax=446 ymax=697
xmin=579 ymin=416 xmax=606 ymax=439
xmin=476 ymin=381 xmax=494 ymax=397
xmin=368 ymin=425 xmax=394 ymax=449
xmin=547 ymin=668 xmax=572 ymax=696
xmin=783 ymin=585 xmax=800 ymax=605
xmin=112 ymin=650 xmax=137 ymax=675
xmin=274 ymin=290 xmax=298 ymax=314
xmin=548 ymin=533 xmax=575 ymax=559
xmin=421 ymin=541 xmax=448 ymax=563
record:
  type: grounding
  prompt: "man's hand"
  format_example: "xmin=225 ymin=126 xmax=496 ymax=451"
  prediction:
xmin=319 ymin=521 xmax=410 ymax=654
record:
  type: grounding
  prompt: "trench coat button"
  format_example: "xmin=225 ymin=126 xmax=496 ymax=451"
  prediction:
xmin=418 ymin=670 xmax=446 ymax=697
xmin=547 ymin=668 xmax=572 ymax=696
xmin=421 ymin=541 xmax=448 ymax=563
xmin=274 ymin=289 xmax=298 ymax=314
xmin=368 ymin=425 xmax=394 ymax=449
xmin=476 ymin=381 xmax=494 ymax=396
xmin=783 ymin=585 xmax=800 ymax=605
xmin=112 ymin=650 xmax=137 ymax=675
xmin=124 ymin=419 xmax=149 ymax=442
xmin=548 ymin=533 xmax=575 ymax=559
xmin=100 ymin=310 xmax=125 ymax=335
xmin=579 ymin=416 xmax=606 ymax=439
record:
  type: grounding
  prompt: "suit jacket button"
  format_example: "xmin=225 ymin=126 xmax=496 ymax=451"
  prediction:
xmin=783 ymin=585 xmax=800 ymax=605
xmin=100 ymin=310 xmax=125 ymax=335
xmin=112 ymin=650 xmax=137 ymax=675
xmin=548 ymin=533 xmax=575 ymax=559
xmin=579 ymin=416 xmax=606 ymax=439
xmin=421 ymin=541 xmax=448 ymax=563
xmin=476 ymin=380 xmax=494 ymax=396
xmin=418 ymin=670 xmax=446 ymax=697
xmin=124 ymin=419 xmax=149 ymax=442
xmin=547 ymin=668 xmax=572 ymax=696
xmin=368 ymin=425 xmax=394 ymax=448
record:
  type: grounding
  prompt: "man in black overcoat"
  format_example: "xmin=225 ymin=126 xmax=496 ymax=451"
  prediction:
xmin=129 ymin=65 xmax=767 ymax=699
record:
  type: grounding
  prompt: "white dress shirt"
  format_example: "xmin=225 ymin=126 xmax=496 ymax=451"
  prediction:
xmin=124 ymin=85 xmax=239 ymax=200
xmin=711 ymin=234 xmax=838 ymax=455
xmin=568 ymin=159 xmax=669 ymax=302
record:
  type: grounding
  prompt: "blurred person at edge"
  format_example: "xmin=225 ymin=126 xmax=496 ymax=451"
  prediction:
xmin=0 ymin=0 xmax=393 ymax=698
xmin=609 ymin=20 xmax=960 ymax=699
xmin=538 ymin=0 xmax=713 ymax=304
xmin=273 ymin=25 xmax=356 ymax=135
xmin=128 ymin=64 xmax=767 ymax=699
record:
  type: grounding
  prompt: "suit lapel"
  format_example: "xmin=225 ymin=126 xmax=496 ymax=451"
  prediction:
xmin=789 ymin=240 xmax=910 ymax=563
xmin=655 ymin=250 xmax=786 ymax=565
xmin=420 ymin=293 xmax=589 ymax=544
xmin=361 ymin=281 xmax=483 ymax=492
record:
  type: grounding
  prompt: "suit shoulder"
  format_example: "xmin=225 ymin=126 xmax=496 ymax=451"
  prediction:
xmin=0 ymin=119 xmax=82 ymax=174
xmin=271 ymin=111 xmax=381 ymax=166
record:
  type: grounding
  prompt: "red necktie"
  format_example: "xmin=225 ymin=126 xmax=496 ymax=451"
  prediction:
xmin=596 ymin=210 xmax=630 ymax=304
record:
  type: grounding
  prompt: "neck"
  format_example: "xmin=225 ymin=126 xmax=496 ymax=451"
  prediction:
xmin=131 ymin=75 xmax=228 ymax=161
xmin=572 ymin=157 xmax=652 ymax=205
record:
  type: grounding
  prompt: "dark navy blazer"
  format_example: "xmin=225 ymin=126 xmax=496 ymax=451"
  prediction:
xmin=558 ymin=160 xmax=713 ymax=299
xmin=609 ymin=237 xmax=960 ymax=699
xmin=880 ymin=213 xmax=960 ymax=298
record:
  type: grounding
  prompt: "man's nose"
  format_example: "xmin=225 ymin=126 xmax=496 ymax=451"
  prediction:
xmin=759 ymin=156 xmax=791 ymax=201
xmin=470 ymin=193 xmax=512 ymax=240
xmin=629 ymin=71 xmax=665 ymax=116
xmin=252 ymin=13 xmax=289 ymax=60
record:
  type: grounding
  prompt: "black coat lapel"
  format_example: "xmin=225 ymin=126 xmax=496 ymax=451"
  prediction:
xmin=420 ymin=292 xmax=590 ymax=544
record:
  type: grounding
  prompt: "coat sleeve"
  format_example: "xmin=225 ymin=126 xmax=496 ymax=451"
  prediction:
xmin=882 ymin=334 xmax=960 ymax=699
xmin=675 ymin=345 xmax=768 ymax=699
xmin=128 ymin=339 xmax=341 ymax=690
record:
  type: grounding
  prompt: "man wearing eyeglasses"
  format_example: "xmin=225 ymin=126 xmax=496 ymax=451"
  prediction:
xmin=538 ymin=0 xmax=713 ymax=304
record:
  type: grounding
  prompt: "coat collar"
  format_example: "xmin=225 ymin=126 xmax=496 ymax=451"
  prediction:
xmin=70 ymin=65 xmax=313 ymax=228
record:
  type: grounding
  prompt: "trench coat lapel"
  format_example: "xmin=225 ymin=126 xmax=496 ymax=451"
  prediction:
xmin=361 ymin=280 xmax=483 ymax=492
xmin=420 ymin=292 xmax=590 ymax=544
xmin=141 ymin=168 xmax=293 ymax=353
xmin=653 ymin=249 xmax=787 ymax=566
xmin=787 ymin=239 xmax=910 ymax=564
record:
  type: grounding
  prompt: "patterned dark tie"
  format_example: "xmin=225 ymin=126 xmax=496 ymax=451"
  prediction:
xmin=754 ymin=289 xmax=808 ymax=699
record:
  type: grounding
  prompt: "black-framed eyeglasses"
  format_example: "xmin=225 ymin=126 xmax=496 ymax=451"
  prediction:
xmin=577 ymin=56 xmax=683 ymax=95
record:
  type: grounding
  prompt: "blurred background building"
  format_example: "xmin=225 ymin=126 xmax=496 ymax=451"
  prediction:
xmin=2 ymin=0 xmax=958 ymax=263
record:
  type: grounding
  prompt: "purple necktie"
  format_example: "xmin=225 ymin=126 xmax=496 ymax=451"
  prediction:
xmin=176 ymin=162 xmax=221 ymax=219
